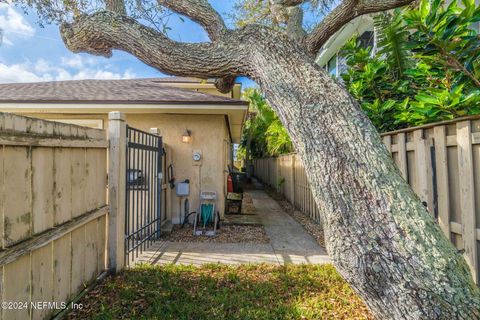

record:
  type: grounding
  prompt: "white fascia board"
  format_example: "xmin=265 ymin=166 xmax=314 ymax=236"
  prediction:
xmin=316 ymin=15 xmax=375 ymax=66
xmin=0 ymin=102 xmax=248 ymax=113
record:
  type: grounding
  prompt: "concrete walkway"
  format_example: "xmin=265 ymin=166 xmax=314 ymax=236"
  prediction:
xmin=135 ymin=188 xmax=330 ymax=266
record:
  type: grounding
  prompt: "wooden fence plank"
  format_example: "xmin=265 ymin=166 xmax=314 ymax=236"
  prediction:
xmin=71 ymin=148 xmax=87 ymax=218
xmin=31 ymin=244 xmax=54 ymax=320
xmin=3 ymin=146 xmax=32 ymax=247
xmin=397 ymin=133 xmax=408 ymax=180
xmin=457 ymin=120 xmax=478 ymax=283
xmin=3 ymin=254 xmax=30 ymax=320
xmin=383 ymin=135 xmax=392 ymax=152
xmin=53 ymin=233 xmax=72 ymax=304
xmin=433 ymin=126 xmax=450 ymax=237
xmin=71 ymin=226 xmax=86 ymax=294
xmin=413 ymin=130 xmax=434 ymax=212
xmin=32 ymin=148 xmax=55 ymax=234
xmin=54 ymin=148 xmax=72 ymax=226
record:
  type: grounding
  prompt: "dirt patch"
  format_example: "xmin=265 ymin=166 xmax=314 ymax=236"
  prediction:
xmin=161 ymin=224 xmax=270 ymax=244
xmin=265 ymin=186 xmax=326 ymax=249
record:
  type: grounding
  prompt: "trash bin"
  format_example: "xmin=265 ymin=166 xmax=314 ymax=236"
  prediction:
xmin=230 ymin=172 xmax=246 ymax=193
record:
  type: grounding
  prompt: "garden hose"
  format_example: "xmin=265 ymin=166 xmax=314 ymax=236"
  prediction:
xmin=201 ymin=204 xmax=214 ymax=226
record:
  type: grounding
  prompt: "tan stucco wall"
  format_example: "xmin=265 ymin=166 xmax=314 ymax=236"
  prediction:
xmin=127 ymin=113 xmax=229 ymax=223
xmin=26 ymin=112 xmax=230 ymax=224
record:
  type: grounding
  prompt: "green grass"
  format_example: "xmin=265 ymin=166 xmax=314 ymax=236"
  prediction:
xmin=68 ymin=264 xmax=372 ymax=320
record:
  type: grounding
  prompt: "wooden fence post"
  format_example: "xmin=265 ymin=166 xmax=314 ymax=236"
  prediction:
xmin=108 ymin=111 xmax=127 ymax=272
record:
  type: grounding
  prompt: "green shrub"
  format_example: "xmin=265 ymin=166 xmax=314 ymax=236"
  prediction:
xmin=341 ymin=0 xmax=480 ymax=132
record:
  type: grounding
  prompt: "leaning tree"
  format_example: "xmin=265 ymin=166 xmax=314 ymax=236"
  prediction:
xmin=14 ymin=0 xmax=480 ymax=318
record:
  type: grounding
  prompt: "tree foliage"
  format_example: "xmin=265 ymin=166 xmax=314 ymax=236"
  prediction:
xmin=342 ymin=0 xmax=480 ymax=132
xmin=230 ymin=0 xmax=334 ymax=31
xmin=239 ymin=88 xmax=293 ymax=159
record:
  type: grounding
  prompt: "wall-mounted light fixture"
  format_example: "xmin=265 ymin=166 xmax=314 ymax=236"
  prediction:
xmin=182 ymin=129 xmax=192 ymax=143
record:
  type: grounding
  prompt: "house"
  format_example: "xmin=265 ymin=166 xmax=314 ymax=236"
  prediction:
xmin=316 ymin=15 xmax=375 ymax=77
xmin=0 ymin=77 xmax=248 ymax=225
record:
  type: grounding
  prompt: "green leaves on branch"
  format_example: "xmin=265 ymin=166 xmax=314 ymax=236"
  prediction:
xmin=239 ymin=88 xmax=293 ymax=158
xmin=342 ymin=0 xmax=480 ymax=132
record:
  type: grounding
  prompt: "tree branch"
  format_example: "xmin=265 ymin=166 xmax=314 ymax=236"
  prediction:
xmin=286 ymin=6 xmax=307 ymax=41
xmin=60 ymin=11 xmax=244 ymax=79
xmin=268 ymin=0 xmax=306 ymax=40
xmin=158 ymin=0 xmax=226 ymax=42
xmin=105 ymin=0 xmax=126 ymax=15
xmin=273 ymin=0 xmax=308 ymax=5
xmin=305 ymin=0 xmax=414 ymax=54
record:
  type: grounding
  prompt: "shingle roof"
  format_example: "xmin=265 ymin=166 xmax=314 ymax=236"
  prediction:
xmin=0 ymin=78 xmax=247 ymax=105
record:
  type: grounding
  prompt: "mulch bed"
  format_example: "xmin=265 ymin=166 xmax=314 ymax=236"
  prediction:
xmin=161 ymin=224 xmax=270 ymax=244
xmin=265 ymin=186 xmax=327 ymax=250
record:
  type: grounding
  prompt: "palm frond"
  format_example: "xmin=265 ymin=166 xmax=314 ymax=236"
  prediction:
xmin=374 ymin=9 xmax=411 ymax=78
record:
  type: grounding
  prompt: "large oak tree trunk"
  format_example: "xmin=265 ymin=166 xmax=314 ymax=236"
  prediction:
xmin=246 ymin=29 xmax=480 ymax=319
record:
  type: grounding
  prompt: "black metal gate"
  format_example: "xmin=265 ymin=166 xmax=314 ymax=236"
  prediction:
xmin=125 ymin=125 xmax=163 ymax=264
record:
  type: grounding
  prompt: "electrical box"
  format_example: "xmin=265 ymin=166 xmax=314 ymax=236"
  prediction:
xmin=176 ymin=182 xmax=190 ymax=196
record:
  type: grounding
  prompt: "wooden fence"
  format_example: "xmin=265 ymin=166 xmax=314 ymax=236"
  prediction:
xmin=253 ymin=115 xmax=480 ymax=283
xmin=0 ymin=113 xmax=108 ymax=320
xmin=253 ymin=153 xmax=322 ymax=225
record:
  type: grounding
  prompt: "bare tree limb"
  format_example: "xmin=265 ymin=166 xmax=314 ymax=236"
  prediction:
xmin=156 ymin=1 xmax=231 ymax=89
xmin=60 ymin=11 xmax=244 ymax=79
xmin=273 ymin=0 xmax=308 ymax=6
xmin=286 ymin=6 xmax=307 ymax=41
xmin=268 ymin=0 xmax=306 ymax=41
xmin=105 ymin=0 xmax=126 ymax=15
xmin=158 ymin=0 xmax=226 ymax=41
xmin=305 ymin=0 xmax=414 ymax=54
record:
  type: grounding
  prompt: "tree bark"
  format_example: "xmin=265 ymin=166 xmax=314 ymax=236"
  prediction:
xmin=60 ymin=11 xmax=480 ymax=320
xmin=244 ymin=28 xmax=480 ymax=319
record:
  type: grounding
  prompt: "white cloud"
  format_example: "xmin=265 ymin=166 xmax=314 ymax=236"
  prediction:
xmin=0 ymin=59 xmax=136 ymax=83
xmin=0 ymin=62 xmax=51 ymax=83
xmin=60 ymin=55 xmax=99 ymax=69
xmin=34 ymin=58 xmax=51 ymax=73
xmin=0 ymin=4 xmax=35 ymax=45
xmin=56 ymin=68 xmax=136 ymax=81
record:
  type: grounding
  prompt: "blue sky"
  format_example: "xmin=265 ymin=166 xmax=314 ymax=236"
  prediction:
xmin=0 ymin=1 xmax=257 ymax=88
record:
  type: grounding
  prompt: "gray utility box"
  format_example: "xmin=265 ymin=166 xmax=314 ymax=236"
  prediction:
xmin=176 ymin=182 xmax=190 ymax=196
